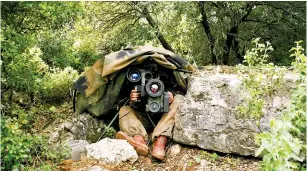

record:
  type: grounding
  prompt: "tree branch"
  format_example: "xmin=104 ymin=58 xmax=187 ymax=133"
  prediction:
xmin=265 ymin=2 xmax=305 ymax=22
xmin=222 ymin=2 xmax=255 ymax=65
xmin=198 ymin=1 xmax=217 ymax=64
xmin=141 ymin=5 xmax=175 ymax=52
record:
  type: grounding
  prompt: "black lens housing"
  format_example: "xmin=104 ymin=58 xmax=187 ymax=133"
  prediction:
xmin=127 ymin=68 xmax=141 ymax=82
xmin=145 ymin=79 xmax=164 ymax=97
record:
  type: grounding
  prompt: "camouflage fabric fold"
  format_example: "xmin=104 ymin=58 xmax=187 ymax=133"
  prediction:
xmin=75 ymin=46 xmax=196 ymax=116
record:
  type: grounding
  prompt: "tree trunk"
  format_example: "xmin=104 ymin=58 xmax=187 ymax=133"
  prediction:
xmin=233 ymin=38 xmax=244 ymax=63
xmin=142 ymin=7 xmax=175 ymax=52
xmin=198 ymin=2 xmax=218 ymax=64
xmin=222 ymin=26 xmax=238 ymax=65
xmin=222 ymin=2 xmax=254 ymax=65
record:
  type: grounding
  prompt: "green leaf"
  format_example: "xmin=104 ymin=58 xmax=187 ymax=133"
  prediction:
xmin=289 ymin=161 xmax=299 ymax=169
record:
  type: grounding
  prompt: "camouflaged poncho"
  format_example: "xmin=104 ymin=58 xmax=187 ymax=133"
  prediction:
xmin=74 ymin=46 xmax=196 ymax=117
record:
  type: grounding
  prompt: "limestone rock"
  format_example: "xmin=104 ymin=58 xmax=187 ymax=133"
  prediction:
xmin=196 ymin=159 xmax=213 ymax=171
xmin=70 ymin=114 xmax=109 ymax=143
xmin=68 ymin=140 xmax=89 ymax=161
xmin=48 ymin=113 xmax=114 ymax=144
xmin=49 ymin=122 xmax=74 ymax=143
xmin=86 ymin=165 xmax=109 ymax=171
xmin=83 ymin=138 xmax=138 ymax=165
xmin=167 ymin=144 xmax=181 ymax=156
xmin=173 ymin=71 xmax=296 ymax=156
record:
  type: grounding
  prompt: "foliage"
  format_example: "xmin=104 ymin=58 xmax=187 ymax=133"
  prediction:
xmin=1 ymin=2 xmax=81 ymax=170
xmin=72 ymin=1 xmax=305 ymax=66
xmin=1 ymin=2 xmax=88 ymax=103
xmin=4 ymin=46 xmax=79 ymax=102
xmin=254 ymin=41 xmax=306 ymax=170
xmin=1 ymin=2 xmax=82 ymax=32
xmin=243 ymin=38 xmax=274 ymax=66
xmin=0 ymin=2 xmax=306 ymax=170
xmin=6 ymin=46 xmax=48 ymax=92
xmin=236 ymin=38 xmax=286 ymax=121
xmin=2 ymin=2 xmax=305 ymax=100
xmin=210 ymin=153 xmax=220 ymax=161
xmin=101 ymin=125 xmax=117 ymax=139
xmin=1 ymin=107 xmax=70 ymax=170
xmin=38 ymin=32 xmax=77 ymax=69
xmin=36 ymin=66 xmax=79 ymax=101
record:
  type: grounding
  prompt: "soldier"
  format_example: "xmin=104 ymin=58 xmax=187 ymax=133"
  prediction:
xmin=74 ymin=46 xmax=195 ymax=160
xmin=115 ymin=66 xmax=184 ymax=160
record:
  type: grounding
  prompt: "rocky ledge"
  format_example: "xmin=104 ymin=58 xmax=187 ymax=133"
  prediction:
xmin=173 ymin=70 xmax=297 ymax=156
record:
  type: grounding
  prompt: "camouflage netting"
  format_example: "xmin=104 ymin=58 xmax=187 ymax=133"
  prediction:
xmin=74 ymin=46 xmax=196 ymax=117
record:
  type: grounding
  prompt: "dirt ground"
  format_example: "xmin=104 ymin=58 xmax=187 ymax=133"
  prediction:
xmin=58 ymin=145 xmax=260 ymax=171
xmin=45 ymin=102 xmax=260 ymax=171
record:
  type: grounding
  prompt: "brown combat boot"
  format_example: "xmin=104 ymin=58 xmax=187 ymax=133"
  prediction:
xmin=116 ymin=131 xmax=148 ymax=156
xmin=151 ymin=136 xmax=167 ymax=160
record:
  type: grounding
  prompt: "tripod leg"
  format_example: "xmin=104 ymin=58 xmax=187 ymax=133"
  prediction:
xmin=97 ymin=112 xmax=119 ymax=142
xmin=145 ymin=112 xmax=156 ymax=127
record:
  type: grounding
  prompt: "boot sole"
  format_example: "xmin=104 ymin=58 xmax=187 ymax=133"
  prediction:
xmin=116 ymin=132 xmax=149 ymax=156
xmin=151 ymin=151 xmax=165 ymax=160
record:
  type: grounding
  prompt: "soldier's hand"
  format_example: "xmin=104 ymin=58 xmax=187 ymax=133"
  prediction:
xmin=130 ymin=88 xmax=140 ymax=102
xmin=168 ymin=91 xmax=174 ymax=104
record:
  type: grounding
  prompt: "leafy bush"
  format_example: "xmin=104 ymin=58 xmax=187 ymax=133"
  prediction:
xmin=255 ymin=41 xmax=306 ymax=170
xmin=1 ymin=107 xmax=70 ymax=170
xmin=6 ymin=46 xmax=49 ymax=94
xmin=236 ymin=39 xmax=306 ymax=170
xmin=38 ymin=32 xmax=78 ymax=69
xmin=238 ymin=40 xmax=306 ymax=170
xmin=36 ymin=66 xmax=79 ymax=101
xmin=236 ymin=38 xmax=286 ymax=121
xmin=5 ymin=46 xmax=79 ymax=102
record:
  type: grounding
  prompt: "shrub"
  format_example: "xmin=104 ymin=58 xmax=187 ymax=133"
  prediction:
xmin=1 ymin=107 xmax=70 ymax=170
xmin=236 ymin=38 xmax=286 ymax=121
xmin=6 ymin=46 xmax=49 ymax=94
xmin=5 ymin=46 xmax=80 ymax=102
xmin=38 ymin=32 xmax=77 ymax=69
xmin=36 ymin=66 xmax=79 ymax=101
xmin=251 ymin=41 xmax=306 ymax=170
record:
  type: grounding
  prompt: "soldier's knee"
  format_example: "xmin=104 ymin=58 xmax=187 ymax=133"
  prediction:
xmin=173 ymin=94 xmax=184 ymax=104
xmin=119 ymin=106 xmax=132 ymax=115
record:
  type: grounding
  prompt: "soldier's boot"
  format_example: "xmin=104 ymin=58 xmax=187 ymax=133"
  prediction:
xmin=116 ymin=131 xmax=148 ymax=156
xmin=151 ymin=136 xmax=167 ymax=160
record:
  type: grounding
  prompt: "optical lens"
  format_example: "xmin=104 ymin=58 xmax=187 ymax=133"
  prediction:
xmin=149 ymin=102 xmax=160 ymax=113
xmin=131 ymin=72 xmax=140 ymax=80
xmin=150 ymin=84 xmax=159 ymax=93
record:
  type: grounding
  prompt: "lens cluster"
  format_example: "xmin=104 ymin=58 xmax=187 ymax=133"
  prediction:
xmin=127 ymin=69 xmax=141 ymax=82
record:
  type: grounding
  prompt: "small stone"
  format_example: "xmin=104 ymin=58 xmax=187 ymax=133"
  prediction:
xmin=49 ymin=131 xmax=60 ymax=143
xmin=200 ymin=159 xmax=209 ymax=167
xmin=68 ymin=140 xmax=89 ymax=161
xmin=62 ymin=159 xmax=74 ymax=165
xmin=139 ymin=156 xmax=152 ymax=165
xmin=97 ymin=128 xmax=102 ymax=133
xmin=86 ymin=165 xmax=109 ymax=171
xmin=167 ymin=144 xmax=181 ymax=156
xmin=60 ymin=122 xmax=73 ymax=129
xmin=143 ymin=157 xmax=152 ymax=165
xmin=59 ymin=165 xmax=73 ymax=171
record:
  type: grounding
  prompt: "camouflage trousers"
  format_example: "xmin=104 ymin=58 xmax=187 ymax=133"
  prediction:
xmin=118 ymin=95 xmax=184 ymax=142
